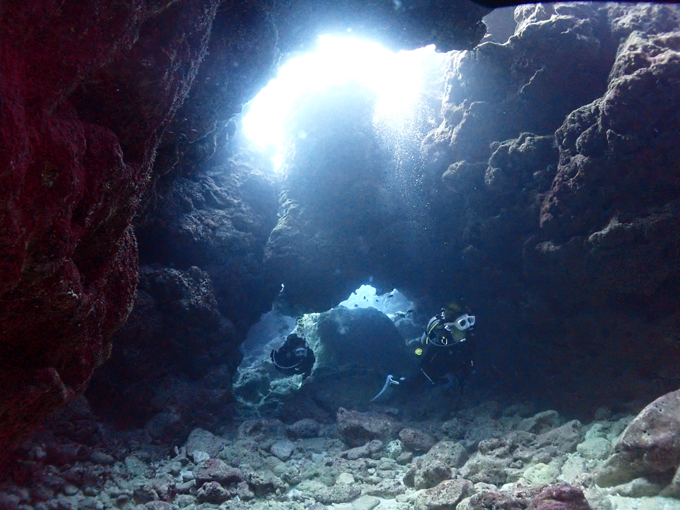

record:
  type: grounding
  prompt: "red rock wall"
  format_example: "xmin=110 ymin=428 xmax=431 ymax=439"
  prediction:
xmin=0 ymin=0 xmax=220 ymax=459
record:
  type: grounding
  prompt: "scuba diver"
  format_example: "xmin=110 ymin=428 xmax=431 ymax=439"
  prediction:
xmin=412 ymin=303 xmax=476 ymax=392
xmin=270 ymin=332 xmax=315 ymax=378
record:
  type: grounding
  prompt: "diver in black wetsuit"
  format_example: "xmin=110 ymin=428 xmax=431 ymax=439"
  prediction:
xmin=411 ymin=306 xmax=476 ymax=391
xmin=270 ymin=333 xmax=315 ymax=378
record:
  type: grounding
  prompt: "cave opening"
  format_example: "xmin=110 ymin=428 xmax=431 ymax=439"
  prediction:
xmin=241 ymin=34 xmax=446 ymax=171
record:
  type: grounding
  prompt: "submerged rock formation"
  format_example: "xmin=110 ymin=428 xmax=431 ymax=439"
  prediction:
xmin=263 ymin=2 xmax=680 ymax=415
xmin=3 ymin=5 xmax=680 ymax=503
xmin=5 ymin=397 xmax=680 ymax=509
xmin=0 ymin=0 xmax=491 ymax=461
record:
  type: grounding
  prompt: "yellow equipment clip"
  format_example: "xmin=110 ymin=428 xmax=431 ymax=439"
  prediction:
xmin=415 ymin=347 xmax=423 ymax=356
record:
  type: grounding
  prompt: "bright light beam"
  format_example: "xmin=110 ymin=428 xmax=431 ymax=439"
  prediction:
xmin=242 ymin=35 xmax=436 ymax=170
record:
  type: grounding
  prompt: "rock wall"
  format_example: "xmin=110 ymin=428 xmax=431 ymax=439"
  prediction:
xmin=0 ymin=0 xmax=490 ymax=461
xmin=263 ymin=3 xmax=680 ymax=416
xmin=0 ymin=0 xmax=223 ymax=460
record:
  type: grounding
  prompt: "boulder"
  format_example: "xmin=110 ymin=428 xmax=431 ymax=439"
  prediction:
xmin=287 ymin=418 xmax=321 ymax=438
xmin=193 ymin=459 xmax=244 ymax=487
xmin=400 ymin=428 xmax=437 ymax=453
xmin=404 ymin=441 xmax=468 ymax=489
xmin=415 ymin=479 xmax=472 ymax=510
xmin=337 ymin=408 xmax=400 ymax=448
xmin=312 ymin=306 xmax=416 ymax=376
xmin=185 ymin=428 xmax=227 ymax=459
xmin=270 ymin=439 xmax=295 ymax=461
xmin=466 ymin=489 xmax=530 ymax=510
xmin=596 ymin=389 xmax=680 ymax=487
xmin=528 ymin=484 xmax=591 ymax=510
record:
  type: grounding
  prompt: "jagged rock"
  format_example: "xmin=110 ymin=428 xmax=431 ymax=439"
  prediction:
xmin=336 ymin=408 xmax=401 ymax=448
xmin=461 ymin=431 xmax=540 ymax=485
xmin=415 ymin=479 xmax=472 ymax=510
xmin=287 ymin=419 xmax=321 ymax=439
xmin=270 ymin=439 xmax=295 ymax=461
xmin=142 ymin=502 xmax=176 ymax=510
xmin=340 ymin=440 xmax=384 ymax=460
xmin=404 ymin=458 xmax=451 ymax=490
xmin=596 ymin=389 xmax=680 ymax=487
xmin=87 ymin=266 xmax=238 ymax=430
xmin=0 ymin=0 xmax=221 ymax=460
xmin=427 ymin=441 xmax=469 ymax=467
xmin=441 ymin=419 xmax=466 ymax=440
xmin=353 ymin=495 xmax=381 ymax=510
xmin=196 ymin=481 xmax=231 ymax=503
xmin=517 ymin=411 xmax=562 ymax=434
xmin=243 ymin=468 xmax=286 ymax=496
xmin=192 ymin=459 xmax=244 ymax=487
xmin=524 ymin=463 xmax=561 ymax=485
xmin=607 ymin=478 xmax=665 ymax=498
xmin=528 ymin=484 xmax=591 ymax=510
xmin=217 ymin=439 xmax=265 ymax=469
xmin=466 ymin=489 xmax=530 ymax=510
xmin=364 ymin=478 xmax=407 ymax=498
xmin=185 ymin=428 xmax=227 ymax=459
xmin=404 ymin=441 xmax=468 ymax=489
xmin=400 ymin=428 xmax=437 ymax=453
xmin=238 ymin=418 xmax=286 ymax=443
xmin=577 ymin=437 xmax=611 ymax=460
xmin=536 ymin=421 xmax=582 ymax=454
xmin=309 ymin=483 xmax=362 ymax=505
xmin=0 ymin=0 xmax=490 ymax=463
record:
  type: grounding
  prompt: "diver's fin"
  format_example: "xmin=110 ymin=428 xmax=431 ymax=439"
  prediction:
xmin=370 ymin=374 xmax=399 ymax=401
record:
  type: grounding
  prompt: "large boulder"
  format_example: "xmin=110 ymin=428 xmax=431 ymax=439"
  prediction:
xmin=311 ymin=307 xmax=415 ymax=376
xmin=596 ymin=389 xmax=680 ymax=487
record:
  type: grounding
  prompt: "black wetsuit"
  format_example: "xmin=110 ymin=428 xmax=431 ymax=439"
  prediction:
xmin=271 ymin=334 xmax=315 ymax=378
xmin=417 ymin=315 xmax=476 ymax=390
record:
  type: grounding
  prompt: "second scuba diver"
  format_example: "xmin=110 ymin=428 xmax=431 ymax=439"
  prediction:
xmin=412 ymin=303 xmax=476 ymax=392
xmin=270 ymin=332 xmax=315 ymax=378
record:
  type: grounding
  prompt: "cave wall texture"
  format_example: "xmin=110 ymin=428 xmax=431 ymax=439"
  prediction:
xmin=0 ymin=0 xmax=490 ymax=461
xmin=263 ymin=3 xmax=680 ymax=417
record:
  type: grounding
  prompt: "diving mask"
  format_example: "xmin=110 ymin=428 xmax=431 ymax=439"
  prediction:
xmin=450 ymin=314 xmax=475 ymax=331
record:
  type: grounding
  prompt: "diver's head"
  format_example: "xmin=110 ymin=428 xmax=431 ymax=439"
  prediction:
xmin=293 ymin=346 xmax=308 ymax=358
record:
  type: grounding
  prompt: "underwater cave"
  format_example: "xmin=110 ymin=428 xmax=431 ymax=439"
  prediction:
xmin=2 ymin=1 xmax=680 ymax=509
